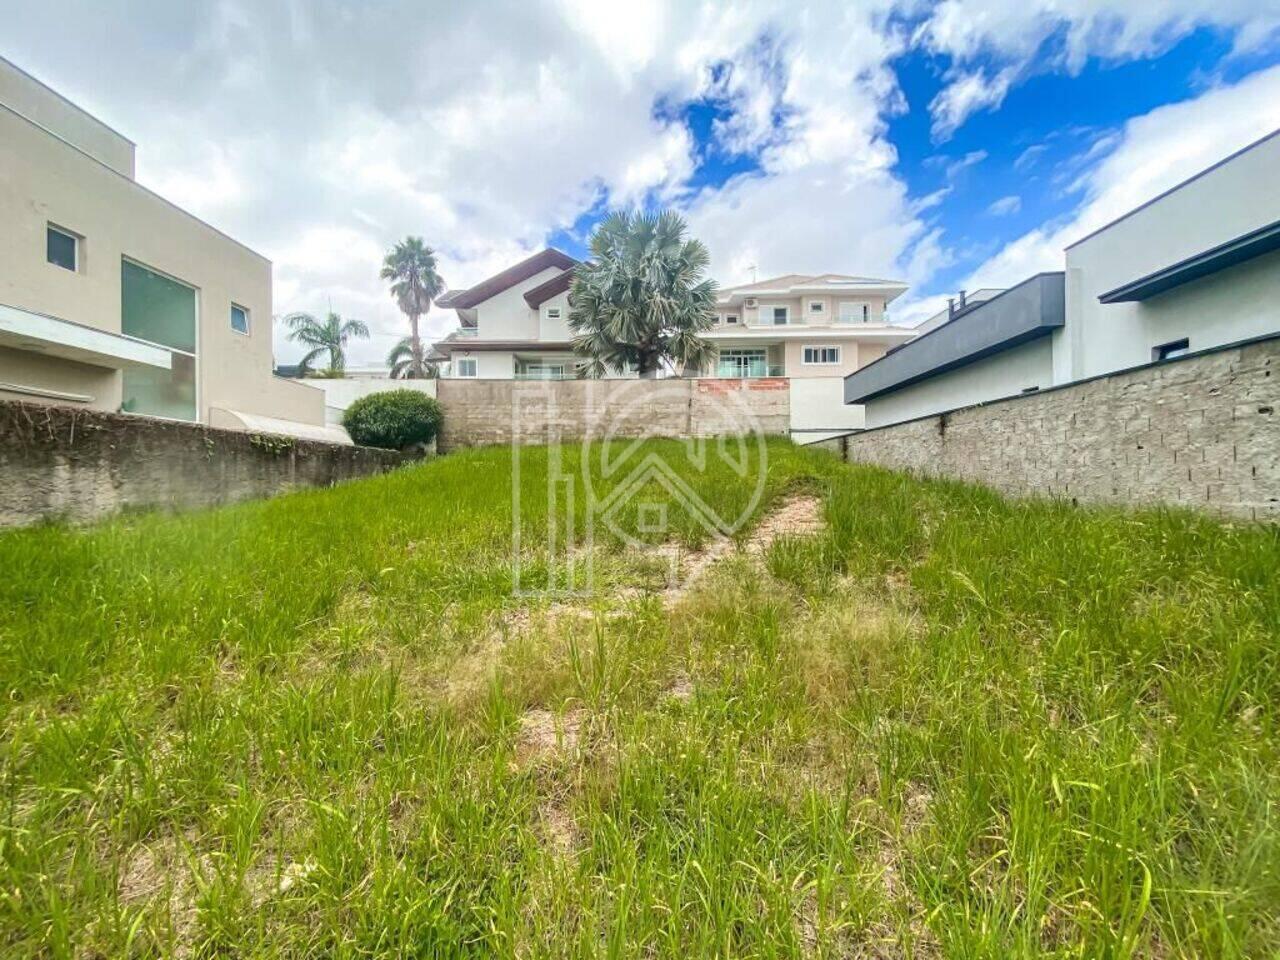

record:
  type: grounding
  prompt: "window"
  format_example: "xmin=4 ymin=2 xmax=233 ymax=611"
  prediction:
xmin=724 ymin=314 xmax=739 ymax=325
xmin=456 ymin=357 xmax=477 ymax=377
xmin=1153 ymin=338 xmax=1189 ymax=362
xmin=838 ymin=301 xmax=870 ymax=323
xmin=771 ymin=306 xmax=789 ymax=325
xmin=230 ymin=303 xmax=250 ymax=335
xmin=802 ymin=346 xmax=841 ymax=365
xmin=120 ymin=259 xmax=198 ymax=421
xmin=717 ymin=348 xmax=769 ymax=378
xmin=808 ymin=300 xmax=825 ymax=315
xmin=47 ymin=224 xmax=79 ymax=272
xmin=546 ymin=307 xmax=562 ymax=320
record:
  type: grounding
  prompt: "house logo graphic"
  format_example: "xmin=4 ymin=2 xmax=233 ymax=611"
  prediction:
xmin=511 ymin=379 xmax=768 ymax=595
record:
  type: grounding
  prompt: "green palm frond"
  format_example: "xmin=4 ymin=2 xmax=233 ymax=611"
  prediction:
xmin=282 ymin=309 xmax=369 ymax=376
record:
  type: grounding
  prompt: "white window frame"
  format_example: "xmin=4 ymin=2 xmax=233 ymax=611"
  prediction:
xmin=456 ymin=356 xmax=477 ymax=378
xmin=545 ymin=306 xmax=562 ymax=321
xmin=802 ymin=345 xmax=842 ymax=365
xmin=724 ymin=313 xmax=739 ymax=325
xmin=838 ymin=300 xmax=871 ymax=323
xmin=230 ymin=302 xmax=250 ymax=336
xmin=770 ymin=305 xmax=789 ymax=326
xmin=807 ymin=299 xmax=826 ymax=316
xmin=47 ymin=223 xmax=81 ymax=273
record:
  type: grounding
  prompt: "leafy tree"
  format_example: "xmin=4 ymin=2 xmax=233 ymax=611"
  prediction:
xmin=283 ymin=311 xmax=370 ymax=376
xmin=568 ymin=210 xmax=717 ymax=378
xmin=343 ymin=390 xmax=443 ymax=450
xmin=387 ymin=337 xmax=439 ymax=379
xmin=381 ymin=237 xmax=445 ymax=379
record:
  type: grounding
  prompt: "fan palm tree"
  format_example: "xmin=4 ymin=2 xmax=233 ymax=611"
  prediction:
xmin=387 ymin=336 xmax=439 ymax=379
xmin=380 ymin=237 xmax=445 ymax=379
xmin=568 ymin=210 xmax=717 ymax=378
xmin=282 ymin=310 xmax=370 ymax=376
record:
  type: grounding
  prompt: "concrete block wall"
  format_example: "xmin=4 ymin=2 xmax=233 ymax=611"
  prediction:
xmin=843 ymin=336 xmax=1279 ymax=520
xmin=436 ymin=378 xmax=790 ymax=451
xmin=0 ymin=400 xmax=408 ymax=527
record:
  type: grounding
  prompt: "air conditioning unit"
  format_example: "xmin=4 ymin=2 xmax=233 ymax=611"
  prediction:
xmin=745 ymin=297 xmax=758 ymax=308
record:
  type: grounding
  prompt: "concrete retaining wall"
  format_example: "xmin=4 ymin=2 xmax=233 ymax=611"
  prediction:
xmin=843 ymin=336 xmax=1279 ymax=520
xmin=436 ymin=377 xmax=790 ymax=451
xmin=0 ymin=400 xmax=408 ymax=527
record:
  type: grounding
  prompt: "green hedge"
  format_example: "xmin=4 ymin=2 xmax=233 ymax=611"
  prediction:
xmin=342 ymin=390 xmax=442 ymax=450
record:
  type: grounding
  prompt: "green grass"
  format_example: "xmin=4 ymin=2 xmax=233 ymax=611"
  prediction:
xmin=0 ymin=439 xmax=1276 ymax=957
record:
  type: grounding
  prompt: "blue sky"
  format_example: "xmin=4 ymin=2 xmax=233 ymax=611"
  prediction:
xmin=4 ymin=1 xmax=1280 ymax=364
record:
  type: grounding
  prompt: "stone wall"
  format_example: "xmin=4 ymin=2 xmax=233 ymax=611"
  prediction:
xmin=0 ymin=400 xmax=408 ymax=527
xmin=843 ymin=335 xmax=1279 ymax=520
xmin=436 ymin=378 xmax=790 ymax=451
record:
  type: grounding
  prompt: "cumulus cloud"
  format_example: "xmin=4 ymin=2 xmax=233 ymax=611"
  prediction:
xmin=961 ymin=63 xmax=1280 ymax=289
xmin=916 ymin=0 xmax=1280 ymax=137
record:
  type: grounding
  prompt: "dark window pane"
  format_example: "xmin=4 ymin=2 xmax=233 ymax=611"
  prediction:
xmin=121 ymin=260 xmax=196 ymax=353
xmin=230 ymin=304 xmax=249 ymax=334
xmin=47 ymin=227 xmax=77 ymax=271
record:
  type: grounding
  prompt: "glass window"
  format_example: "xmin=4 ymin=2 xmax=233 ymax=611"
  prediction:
xmin=717 ymin=348 xmax=768 ymax=377
xmin=1153 ymin=338 xmax=1189 ymax=362
xmin=809 ymin=300 xmax=824 ymax=313
xmin=230 ymin=303 xmax=250 ymax=335
xmin=772 ymin=306 xmax=788 ymax=325
xmin=724 ymin=314 xmax=738 ymax=325
xmin=121 ymin=260 xmax=197 ymax=353
xmin=47 ymin=225 xmax=78 ymax=271
xmin=803 ymin=346 xmax=841 ymax=364
xmin=546 ymin=307 xmax=562 ymax=320
xmin=121 ymin=259 xmax=197 ymax=421
xmin=456 ymin=357 xmax=477 ymax=377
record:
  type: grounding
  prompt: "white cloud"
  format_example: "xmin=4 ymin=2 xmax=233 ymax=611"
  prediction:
xmin=916 ymin=0 xmax=1280 ymax=137
xmin=962 ymin=63 xmax=1280 ymax=289
xmin=987 ymin=194 xmax=1021 ymax=216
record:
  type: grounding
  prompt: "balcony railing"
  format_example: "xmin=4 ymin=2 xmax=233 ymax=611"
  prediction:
xmin=514 ymin=372 xmax=578 ymax=380
xmin=452 ymin=327 xmax=478 ymax=338
xmin=715 ymin=364 xmax=785 ymax=378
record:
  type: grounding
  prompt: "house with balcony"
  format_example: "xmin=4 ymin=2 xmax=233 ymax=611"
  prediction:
xmin=433 ymin=249 xmax=622 ymax=379
xmin=0 ymin=56 xmax=334 ymax=440
xmin=698 ymin=274 xmax=916 ymax=379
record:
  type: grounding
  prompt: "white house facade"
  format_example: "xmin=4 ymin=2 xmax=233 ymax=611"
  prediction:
xmin=846 ymin=128 xmax=1280 ymax=429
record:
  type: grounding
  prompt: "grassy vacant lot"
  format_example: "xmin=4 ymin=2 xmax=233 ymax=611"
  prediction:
xmin=0 ymin=439 xmax=1277 ymax=958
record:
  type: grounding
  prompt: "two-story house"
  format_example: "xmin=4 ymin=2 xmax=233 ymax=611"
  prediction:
xmin=433 ymin=249 xmax=607 ymax=379
xmin=698 ymin=274 xmax=916 ymax=378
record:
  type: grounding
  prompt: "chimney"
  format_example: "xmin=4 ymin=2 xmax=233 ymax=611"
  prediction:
xmin=947 ymin=297 xmax=955 ymax=319
xmin=958 ymin=289 xmax=967 ymax=310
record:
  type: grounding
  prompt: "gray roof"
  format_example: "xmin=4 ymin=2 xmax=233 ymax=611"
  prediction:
xmin=844 ymin=273 xmax=1065 ymax=405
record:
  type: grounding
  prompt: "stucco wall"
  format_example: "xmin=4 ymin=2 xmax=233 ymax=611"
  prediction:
xmin=305 ymin=376 xmax=437 ymax=425
xmin=436 ymin=377 xmax=790 ymax=451
xmin=864 ymin=336 xmax=1054 ymax=428
xmin=0 ymin=99 xmax=323 ymax=428
xmin=0 ymin=399 xmax=408 ymax=528
xmin=474 ymin=268 xmax=562 ymax=340
xmin=1061 ymin=131 xmax=1280 ymax=382
xmin=843 ymin=335 xmax=1279 ymax=520
xmin=789 ymin=377 xmax=865 ymax=444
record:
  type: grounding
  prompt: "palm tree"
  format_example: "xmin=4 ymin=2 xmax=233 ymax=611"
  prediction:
xmin=381 ymin=237 xmax=445 ymax=379
xmin=387 ymin=336 xmax=438 ymax=379
xmin=568 ymin=210 xmax=717 ymax=378
xmin=282 ymin=311 xmax=370 ymax=376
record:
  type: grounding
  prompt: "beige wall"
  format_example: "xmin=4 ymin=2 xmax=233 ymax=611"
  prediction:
xmin=718 ymin=295 xmax=889 ymax=328
xmin=0 ymin=101 xmax=323 ymax=427
xmin=0 ymin=57 xmax=135 ymax=177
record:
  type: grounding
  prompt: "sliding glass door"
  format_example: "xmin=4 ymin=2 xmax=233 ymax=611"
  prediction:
xmin=120 ymin=259 xmax=197 ymax=421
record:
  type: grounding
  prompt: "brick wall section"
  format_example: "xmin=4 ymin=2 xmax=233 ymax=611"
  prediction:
xmin=0 ymin=400 xmax=408 ymax=527
xmin=436 ymin=378 xmax=790 ymax=451
xmin=843 ymin=336 xmax=1279 ymax=520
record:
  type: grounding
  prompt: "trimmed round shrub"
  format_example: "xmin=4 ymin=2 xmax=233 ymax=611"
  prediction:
xmin=343 ymin=390 xmax=443 ymax=450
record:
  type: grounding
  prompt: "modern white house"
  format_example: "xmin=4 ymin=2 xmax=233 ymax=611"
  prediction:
xmin=432 ymin=249 xmax=602 ymax=380
xmin=0 ymin=56 xmax=338 ymax=441
xmin=846 ymin=128 xmax=1280 ymax=428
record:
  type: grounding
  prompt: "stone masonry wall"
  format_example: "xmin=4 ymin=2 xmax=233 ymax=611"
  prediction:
xmin=843 ymin=336 xmax=1279 ymax=520
xmin=436 ymin=378 xmax=790 ymax=451
xmin=0 ymin=400 xmax=408 ymax=527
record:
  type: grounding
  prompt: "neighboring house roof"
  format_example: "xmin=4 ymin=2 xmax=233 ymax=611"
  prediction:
xmin=912 ymin=288 xmax=1006 ymax=334
xmin=437 ymin=248 xmax=578 ymax=310
xmin=1098 ymin=217 xmax=1280 ymax=304
xmin=844 ymin=273 xmax=1065 ymax=405
xmin=523 ymin=268 xmax=575 ymax=307
xmin=719 ymin=273 xmax=909 ymax=304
